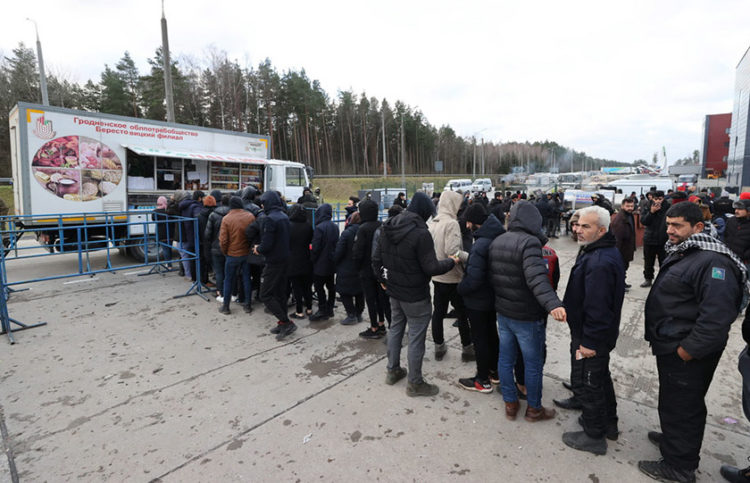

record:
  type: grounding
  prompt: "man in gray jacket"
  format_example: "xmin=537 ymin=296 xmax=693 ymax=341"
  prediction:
xmin=488 ymin=200 xmax=567 ymax=422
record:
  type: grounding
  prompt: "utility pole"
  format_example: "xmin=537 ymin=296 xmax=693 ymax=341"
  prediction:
xmin=161 ymin=0 xmax=176 ymax=122
xmin=382 ymin=108 xmax=387 ymax=177
xmin=481 ymin=137 xmax=485 ymax=175
xmin=26 ymin=18 xmax=49 ymax=106
xmin=472 ymin=137 xmax=476 ymax=179
xmin=400 ymin=114 xmax=406 ymax=190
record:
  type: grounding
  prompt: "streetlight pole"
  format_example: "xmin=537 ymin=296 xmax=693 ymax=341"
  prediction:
xmin=26 ymin=18 xmax=49 ymax=106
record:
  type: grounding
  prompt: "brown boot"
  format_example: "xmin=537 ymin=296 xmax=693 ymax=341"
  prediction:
xmin=524 ymin=406 xmax=556 ymax=422
xmin=505 ymin=401 xmax=520 ymax=421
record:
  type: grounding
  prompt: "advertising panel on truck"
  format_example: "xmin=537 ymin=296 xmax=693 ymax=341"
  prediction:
xmin=11 ymin=103 xmax=275 ymax=218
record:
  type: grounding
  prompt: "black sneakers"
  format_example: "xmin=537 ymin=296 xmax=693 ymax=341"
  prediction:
xmin=720 ymin=463 xmax=750 ymax=483
xmin=243 ymin=304 xmax=253 ymax=314
xmin=406 ymin=380 xmax=439 ymax=397
xmin=637 ymin=459 xmax=695 ymax=483
xmin=309 ymin=311 xmax=329 ymax=322
xmin=219 ymin=306 xmax=231 ymax=315
xmin=360 ymin=326 xmax=386 ymax=339
xmin=275 ymin=322 xmax=297 ymax=340
xmin=562 ymin=430 xmax=607 ymax=455
xmin=640 ymin=279 xmax=653 ymax=288
xmin=457 ymin=377 xmax=493 ymax=394
xmin=554 ymin=397 xmax=583 ymax=410
xmin=648 ymin=431 xmax=663 ymax=447
xmin=577 ymin=415 xmax=619 ymax=441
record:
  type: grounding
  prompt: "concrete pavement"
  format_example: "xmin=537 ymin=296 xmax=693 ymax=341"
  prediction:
xmin=0 ymin=234 xmax=748 ymax=482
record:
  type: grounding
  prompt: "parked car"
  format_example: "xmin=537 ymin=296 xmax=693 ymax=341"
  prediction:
xmin=471 ymin=178 xmax=493 ymax=193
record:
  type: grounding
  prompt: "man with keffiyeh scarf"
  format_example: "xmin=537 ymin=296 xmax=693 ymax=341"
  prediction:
xmin=638 ymin=202 xmax=748 ymax=483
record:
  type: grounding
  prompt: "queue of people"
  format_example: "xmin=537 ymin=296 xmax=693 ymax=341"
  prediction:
xmin=154 ymin=185 xmax=750 ymax=483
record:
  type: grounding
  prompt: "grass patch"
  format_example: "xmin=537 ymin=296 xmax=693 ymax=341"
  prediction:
xmin=0 ymin=186 xmax=12 ymax=214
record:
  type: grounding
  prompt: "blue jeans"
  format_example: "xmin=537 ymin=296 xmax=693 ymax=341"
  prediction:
xmin=497 ymin=315 xmax=546 ymax=409
xmin=212 ymin=252 xmax=226 ymax=296
xmin=223 ymin=255 xmax=251 ymax=308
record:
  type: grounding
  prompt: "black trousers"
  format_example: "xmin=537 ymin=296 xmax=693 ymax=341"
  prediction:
xmin=466 ymin=308 xmax=498 ymax=380
xmin=362 ymin=276 xmax=391 ymax=328
xmin=249 ymin=264 xmax=263 ymax=296
xmin=431 ymin=281 xmax=471 ymax=347
xmin=570 ymin=339 xmax=617 ymax=439
xmin=546 ymin=217 xmax=558 ymax=236
xmin=313 ymin=274 xmax=335 ymax=314
xmin=656 ymin=350 xmax=722 ymax=471
xmin=260 ymin=263 xmax=290 ymax=323
xmin=289 ymin=274 xmax=313 ymax=314
xmin=643 ymin=244 xmax=666 ymax=281
xmin=341 ymin=293 xmax=364 ymax=316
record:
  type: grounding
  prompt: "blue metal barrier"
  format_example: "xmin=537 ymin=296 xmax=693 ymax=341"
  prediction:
xmin=0 ymin=211 xmax=208 ymax=344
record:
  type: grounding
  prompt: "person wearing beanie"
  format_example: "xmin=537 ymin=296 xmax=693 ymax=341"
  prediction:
xmin=640 ymin=190 xmax=668 ymax=287
xmin=353 ymin=200 xmax=391 ymax=339
xmin=210 ymin=190 xmax=223 ymax=203
xmin=197 ymin=195 xmax=217 ymax=288
xmin=152 ymin=196 xmax=173 ymax=268
xmin=457 ymin=203 xmax=505 ymax=393
xmin=373 ymin=192 xmax=457 ymax=397
xmin=428 ymin=191 xmax=473 ymax=362
xmin=218 ymin=196 xmax=256 ymax=315
xmin=725 ymin=199 xmax=750 ymax=262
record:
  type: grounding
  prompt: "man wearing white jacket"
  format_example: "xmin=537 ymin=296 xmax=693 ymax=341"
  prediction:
xmin=429 ymin=190 xmax=473 ymax=361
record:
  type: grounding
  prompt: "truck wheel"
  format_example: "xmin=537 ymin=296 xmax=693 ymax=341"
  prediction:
xmin=127 ymin=239 xmax=161 ymax=263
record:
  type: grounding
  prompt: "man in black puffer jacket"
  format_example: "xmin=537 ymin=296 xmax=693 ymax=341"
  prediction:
xmin=372 ymin=192 xmax=456 ymax=397
xmin=725 ymin=199 xmax=750 ymax=262
xmin=310 ymin=204 xmax=339 ymax=321
xmin=457 ymin=204 xmax=505 ymax=393
xmin=640 ymin=190 xmax=668 ymax=287
xmin=488 ymin=200 xmax=566 ymax=423
xmin=255 ymin=191 xmax=295 ymax=340
xmin=353 ymin=200 xmax=390 ymax=339
xmin=241 ymin=185 xmax=262 ymax=216
xmin=204 ymin=194 xmax=231 ymax=300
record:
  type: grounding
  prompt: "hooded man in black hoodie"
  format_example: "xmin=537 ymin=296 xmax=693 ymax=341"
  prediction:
xmin=353 ymin=200 xmax=390 ymax=339
xmin=254 ymin=191 xmax=295 ymax=340
xmin=287 ymin=204 xmax=314 ymax=319
xmin=372 ymin=192 xmax=457 ymax=397
xmin=310 ymin=204 xmax=340 ymax=321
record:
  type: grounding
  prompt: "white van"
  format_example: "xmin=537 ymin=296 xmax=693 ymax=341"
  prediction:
xmin=472 ymin=178 xmax=493 ymax=193
xmin=444 ymin=179 xmax=472 ymax=192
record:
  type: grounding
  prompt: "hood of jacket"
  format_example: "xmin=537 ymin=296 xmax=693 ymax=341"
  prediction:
xmin=288 ymin=204 xmax=307 ymax=222
xmin=358 ymin=199 xmax=379 ymax=222
xmin=173 ymin=190 xmax=190 ymax=204
xmin=241 ymin=185 xmax=259 ymax=203
xmin=315 ymin=203 xmax=333 ymax=224
xmin=434 ymin=190 xmax=462 ymax=222
xmin=406 ymin=192 xmax=436 ymax=222
xmin=260 ymin=191 xmax=284 ymax=212
xmin=213 ymin=205 xmax=230 ymax=217
xmin=383 ymin=210 xmax=423 ymax=245
xmin=508 ymin=200 xmax=546 ymax=243
xmin=474 ymin=213 xmax=506 ymax=240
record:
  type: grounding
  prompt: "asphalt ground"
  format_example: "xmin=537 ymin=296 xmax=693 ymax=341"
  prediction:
xmin=0 ymin=234 xmax=748 ymax=482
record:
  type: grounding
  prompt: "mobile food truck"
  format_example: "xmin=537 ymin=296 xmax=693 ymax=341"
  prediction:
xmin=9 ymin=103 xmax=310 ymax=260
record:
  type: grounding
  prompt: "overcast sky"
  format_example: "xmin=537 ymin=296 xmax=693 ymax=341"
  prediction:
xmin=3 ymin=0 xmax=749 ymax=164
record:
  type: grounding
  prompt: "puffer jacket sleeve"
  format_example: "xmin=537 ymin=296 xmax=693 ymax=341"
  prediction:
xmin=311 ymin=225 xmax=323 ymax=264
xmin=458 ymin=239 xmax=488 ymax=295
xmin=417 ymin=230 xmax=455 ymax=277
xmin=521 ymin=238 xmax=563 ymax=312
xmin=334 ymin=228 xmax=349 ymax=265
xmin=371 ymin=228 xmax=384 ymax=283
xmin=680 ymin=258 xmax=742 ymax=359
